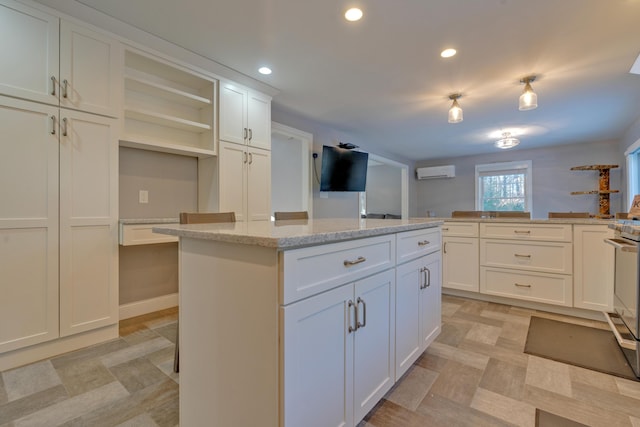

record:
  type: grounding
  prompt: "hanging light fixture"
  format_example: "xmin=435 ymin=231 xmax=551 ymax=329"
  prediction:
xmin=519 ymin=76 xmax=538 ymax=111
xmin=495 ymin=131 xmax=520 ymax=149
xmin=448 ymin=93 xmax=463 ymax=123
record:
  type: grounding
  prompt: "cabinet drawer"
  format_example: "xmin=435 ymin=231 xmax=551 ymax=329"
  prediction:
xmin=396 ymin=227 xmax=441 ymax=264
xmin=480 ymin=267 xmax=572 ymax=306
xmin=480 ymin=240 xmax=572 ymax=274
xmin=480 ymin=223 xmax=572 ymax=242
xmin=119 ymin=224 xmax=179 ymax=246
xmin=442 ymin=222 xmax=478 ymax=237
xmin=281 ymin=235 xmax=395 ymax=305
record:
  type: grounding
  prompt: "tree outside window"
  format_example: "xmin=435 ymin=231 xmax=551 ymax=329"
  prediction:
xmin=476 ymin=161 xmax=532 ymax=212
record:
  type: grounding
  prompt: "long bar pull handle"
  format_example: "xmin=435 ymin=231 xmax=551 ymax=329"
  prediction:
xmin=442 ymin=227 xmax=449 ymax=231
xmin=514 ymin=254 xmax=531 ymax=258
xmin=248 ymin=152 xmax=253 ymax=164
xmin=418 ymin=240 xmax=430 ymax=247
xmin=62 ymin=118 xmax=68 ymax=137
xmin=51 ymin=76 xmax=56 ymax=96
xmin=514 ymin=283 xmax=531 ymax=288
xmin=356 ymin=297 xmax=366 ymax=329
xmin=344 ymin=256 xmax=366 ymax=267
xmin=443 ymin=242 xmax=447 ymax=254
xmin=243 ymin=128 xmax=248 ymax=140
xmin=348 ymin=300 xmax=358 ymax=333
xmin=62 ymin=79 xmax=68 ymax=98
xmin=243 ymin=152 xmax=247 ymax=163
xmin=248 ymin=128 xmax=253 ymax=141
xmin=419 ymin=267 xmax=425 ymax=289
xmin=424 ymin=267 xmax=431 ymax=288
xmin=50 ymin=115 xmax=56 ymax=135
xmin=514 ymin=230 xmax=531 ymax=235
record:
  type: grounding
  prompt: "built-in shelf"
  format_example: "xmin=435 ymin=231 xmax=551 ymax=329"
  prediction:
xmin=570 ymin=164 xmax=619 ymax=218
xmin=122 ymin=48 xmax=217 ymax=156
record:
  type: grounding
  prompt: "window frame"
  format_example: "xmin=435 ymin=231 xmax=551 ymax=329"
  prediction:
xmin=625 ymin=138 xmax=640 ymax=210
xmin=475 ymin=160 xmax=533 ymax=212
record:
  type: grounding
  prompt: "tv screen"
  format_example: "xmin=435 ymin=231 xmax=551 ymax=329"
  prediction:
xmin=320 ymin=145 xmax=369 ymax=192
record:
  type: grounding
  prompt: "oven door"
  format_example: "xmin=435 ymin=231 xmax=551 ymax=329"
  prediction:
xmin=605 ymin=237 xmax=640 ymax=339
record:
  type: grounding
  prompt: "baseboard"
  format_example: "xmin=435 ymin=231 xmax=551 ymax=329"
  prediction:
xmin=119 ymin=293 xmax=179 ymax=320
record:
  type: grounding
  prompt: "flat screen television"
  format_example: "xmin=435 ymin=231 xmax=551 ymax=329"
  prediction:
xmin=320 ymin=145 xmax=368 ymax=192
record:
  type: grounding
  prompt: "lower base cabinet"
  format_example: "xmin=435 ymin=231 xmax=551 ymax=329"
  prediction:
xmin=282 ymin=269 xmax=395 ymax=427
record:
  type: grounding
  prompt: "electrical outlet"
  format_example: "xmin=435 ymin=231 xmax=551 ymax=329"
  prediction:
xmin=139 ymin=190 xmax=149 ymax=204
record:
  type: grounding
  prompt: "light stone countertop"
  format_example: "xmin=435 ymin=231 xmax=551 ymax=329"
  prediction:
xmin=119 ymin=218 xmax=179 ymax=225
xmin=440 ymin=217 xmax=613 ymax=225
xmin=153 ymin=218 xmax=443 ymax=249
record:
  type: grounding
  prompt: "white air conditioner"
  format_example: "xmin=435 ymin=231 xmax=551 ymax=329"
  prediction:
xmin=416 ymin=165 xmax=455 ymax=180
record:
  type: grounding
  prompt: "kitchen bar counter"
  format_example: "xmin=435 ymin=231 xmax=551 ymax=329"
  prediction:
xmin=440 ymin=217 xmax=612 ymax=224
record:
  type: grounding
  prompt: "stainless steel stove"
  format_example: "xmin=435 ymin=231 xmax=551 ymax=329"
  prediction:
xmin=604 ymin=220 xmax=640 ymax=377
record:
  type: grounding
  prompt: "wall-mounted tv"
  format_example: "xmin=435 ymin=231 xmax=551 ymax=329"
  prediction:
xmin=320 ymin=145 xmax=369 ymax=192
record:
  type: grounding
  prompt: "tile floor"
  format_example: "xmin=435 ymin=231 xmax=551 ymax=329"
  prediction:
xmin=2 ymin=296 xmax=640 ymax=426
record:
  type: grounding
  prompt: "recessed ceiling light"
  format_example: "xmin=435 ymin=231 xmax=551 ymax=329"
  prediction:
xmin=345 ymin=8 xmax=363 ymax=21
xmin=441 ymin=48 xmax=457 ymax=58
xmin=258 ymin=66 xmax=272 ymax=75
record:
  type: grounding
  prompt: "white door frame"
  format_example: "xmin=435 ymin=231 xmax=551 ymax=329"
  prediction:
xmin=359 ymin=154 xmax=409 ymax=219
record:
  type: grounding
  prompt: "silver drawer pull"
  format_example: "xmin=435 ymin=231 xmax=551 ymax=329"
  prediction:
xmin=418 ymin=240 xmax=430 ymax=247
xmin=514 ymin=230 xmax=531 ymax=235
xmin=514 ymin=254 xmax=531 ymax=258
xmin=344 ymin=256 xmax=366 ymax=267
xmin=514 ymin=283 xmax=531 ymax=288
xmin=442 ymin=227 xmax=449 ymax=231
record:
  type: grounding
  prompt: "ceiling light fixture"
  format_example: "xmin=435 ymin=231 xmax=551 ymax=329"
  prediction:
xmin=258 ymin=66 xmax=272 ymax=75
xmin=519 ymin=75 xmax=538 ymax=111
xmin=440 ymin=48 xmax=457 ymax=58
xmin=448 ymin=93 xmax=463 ymax=124
xmin=345 ymin=8 xmax=363 ymax=21
xmin=495 ymin=131 xmax=520 ymax=149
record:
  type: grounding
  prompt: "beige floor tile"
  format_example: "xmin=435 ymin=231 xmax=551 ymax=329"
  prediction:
xmin=429 ymin=359 xmax=484 ymax=406
xmin=2 ymin=361 xmax=61 ymax=402
xmin=385 ymin=365 xmax=438 ymax=411
xmin=416 ymin=391 xmax=513 ymax=427
xmin=471 ymin=387 xmax=535 ymax=427
xmin=571 ymin=380 xmax=640 ymax=419
xmin=478 ymin=358 xmax=527 ymax=400
xmin=458 ymin=339 xmax=529 ymax=368
xmin=568 ymin=364 xmax=620 ymax=394
xmin=525 ymin=355 xmax=572 ymax=398
xmin=434 ymin=320 xmax=472 ymax=347
xmin=55 ymin=359 xmax=116 ymax=397
xmin=615 ymin=377 xmax=640 ymax=400
xmin=426 ymin=341 xmax=490 ymax=371
xmin=464 ymin=323 xmax=502 ymax=346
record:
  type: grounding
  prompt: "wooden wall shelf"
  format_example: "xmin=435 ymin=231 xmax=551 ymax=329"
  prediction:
xmin=570 ymin=164 xmax=619 ymax=218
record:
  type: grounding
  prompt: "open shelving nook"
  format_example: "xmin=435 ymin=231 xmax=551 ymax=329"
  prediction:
xmin=120 ymin=48 xmax=217 ymax=158
xmin=570 ymin=164 xmax=619 ymax=218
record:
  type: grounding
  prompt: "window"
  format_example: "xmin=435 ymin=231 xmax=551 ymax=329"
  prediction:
xmin=625 ymin=139 xmax=640 ymax=210
xmin=475 ymin=161 xmax=532 ymax=212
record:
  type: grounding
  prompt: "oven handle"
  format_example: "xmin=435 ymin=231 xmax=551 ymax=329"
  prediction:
xmin=603 ymin=312 xmax=637 ymax=350
xmin=604 ymin=238 xmax=638 ymax=253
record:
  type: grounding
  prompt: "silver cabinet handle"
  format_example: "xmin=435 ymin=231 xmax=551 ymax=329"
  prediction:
xmin=424 ymin=267 xmax=431 ymax=288
xmin=62 ymin=79 xmax=68 ymax=98
xmin=50 ymin=115 xmax=56 ymax=135
xmin=418 ymin=240 xmax=430 ymax=247
xmin=348 ymin=300 xmax=357 ymax=333
xmin=243 ymin=128 xmax=248 ymax=140
xmin=442 ymin=227 xmax=449 ymax=231
xmin=356 ymin=297 xmax=366 ymax=329
xmin=51 ymin=76 xmax=57 ymax=96
xmin=514 ymin=254 xmax=531 ymax=258
xmin=514 ymin=230 xmax=531 ymax=235
xmin=248 ymin=128 xmax=253 ymax=141
xmin=62 ymin=117 xmax=68 ymax=137
xmin=344 ymin=256 xmax=366 ymax=267
xmin=443 ymin=241 xmax=447 ymax=254
xmin=248 ymin=152 xmax=253 ymax=164
xmin=419 ymin=267 xmax=425 ymax=289
xmin=514 ymin=283 xmax=531 ymax=288
xmin=243 ymin=152 xmax=247 ymax=163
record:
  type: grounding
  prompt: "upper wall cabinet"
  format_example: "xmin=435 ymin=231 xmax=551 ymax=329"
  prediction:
xmin=121 ymin=48 xmax=217 ymax=157
xmin=219 ymin=80 xmax=271 ymax=150
xmin=0 ymin=0 xmax=121 ymax=117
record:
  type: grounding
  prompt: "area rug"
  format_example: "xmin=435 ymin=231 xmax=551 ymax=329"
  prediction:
xmin=524 ymin=316 xmax=637 ymax=381
xmin=535 ymin=409 xmax=588 ymax=427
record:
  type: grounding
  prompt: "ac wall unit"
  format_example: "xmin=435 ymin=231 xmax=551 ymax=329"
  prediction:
xmin=416 ymin=165 xmax=455 ymax=180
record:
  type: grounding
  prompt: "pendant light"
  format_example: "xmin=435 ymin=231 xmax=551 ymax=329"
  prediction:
xmin=448 ymin=93 xmax=463 ymax=123
xmin=519 ymin=76 xmax=538 ymax=111
xmin=495 ymin=131 xmax=520 ymax=149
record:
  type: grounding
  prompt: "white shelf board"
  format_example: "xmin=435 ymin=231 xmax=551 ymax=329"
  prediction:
xmin=125 ymin=75 xmax=212 ymax=107
xmin=119 ymin=136 xmax=216 ymax=158
xmin=125 ymin=107 xmax=211 ymax=132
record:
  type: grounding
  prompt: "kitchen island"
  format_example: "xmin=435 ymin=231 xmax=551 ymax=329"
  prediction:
xmin=153 ymin=218 xmax=443 ymax=427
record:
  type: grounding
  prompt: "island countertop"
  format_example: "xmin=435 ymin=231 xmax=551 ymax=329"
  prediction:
xmin=153 ymin=218 xmax=443 ymax=249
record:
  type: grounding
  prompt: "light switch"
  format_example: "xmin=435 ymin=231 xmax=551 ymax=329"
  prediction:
xmin=139 ymin=190 xmax=149 ymax=204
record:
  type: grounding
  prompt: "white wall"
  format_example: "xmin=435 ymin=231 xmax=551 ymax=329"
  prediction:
xmin=415 ymin=140 xmax=624 ymax=219
xmin=366 ymin=163 xmax=402 ymax=216
xmin=271 ymin=133 xmax=305 ymax=214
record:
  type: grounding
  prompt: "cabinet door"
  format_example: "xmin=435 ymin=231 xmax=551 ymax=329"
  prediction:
xmin=0 ymin=0 xmax=59 ymax=105
xmin=59 ymin=110 xmax=118 ymax=336
xmin=0 ymin=97 xmax=59 ymax=352
xmin=282 ymin=284 xmax=354 ymax=427
xmin=353 ymin=269 xmax=395 ymax=423
xmin=60 ymin=21 xmax=121 ymax=117
xmin=247 ymin=90 xmax=271 ymax=150
xmin=420 ymin=251 xmax=442 ymax=350
xmin=395 ymin=257 xmax=423 ymax=380
xmin=443 ymin=237 xmax=479 ymax=292
xmin=247 ymin=147 xmax=271 ymax=221
xmin=219 ymin=82 xmax=246 ymax=145
xmin=218 ymin=141 xmax=247 ymax=221
xmin=573 ymin=225 xmax=614 ymax=311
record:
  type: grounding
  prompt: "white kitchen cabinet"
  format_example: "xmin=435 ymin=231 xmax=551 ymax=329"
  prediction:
xmin=219 ymin=80 xmax=271 ymax=150
xmin=395 ymin=250 xmax=441 ymax=380
xmin=573 ymin=224 xmax=615 ymax=311
xmin=0 ymin=97 xmax=59 ymax=353
xmin=0 ymin=0 xmax=121 ymax=117
xmin=443 ymin=222 xmax=479 ymax=292
xmin=282 ymin=269 xmax=395 ymax=427
xmin=218 ymin=140 xmax=271 ymax=221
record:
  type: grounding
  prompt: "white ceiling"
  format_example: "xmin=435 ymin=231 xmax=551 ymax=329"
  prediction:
xmin=41 ymin=0 xmax=640 ymax=161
